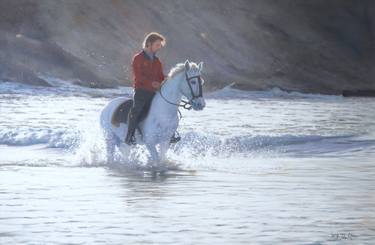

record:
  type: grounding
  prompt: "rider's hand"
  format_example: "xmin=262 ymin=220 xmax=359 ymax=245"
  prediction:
xmin=152 ymin=81 xmax=161 ymax=89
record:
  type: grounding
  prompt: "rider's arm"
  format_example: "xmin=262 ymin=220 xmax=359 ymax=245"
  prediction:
xmin=158 ymin=61 xmax=165 ymax=82
xmin=151 ymin=60 xmax=165 ymax=90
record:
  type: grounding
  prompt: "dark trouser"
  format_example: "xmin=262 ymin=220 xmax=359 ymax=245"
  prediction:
xmin=125 ymin=88 xmax=155 ymax=142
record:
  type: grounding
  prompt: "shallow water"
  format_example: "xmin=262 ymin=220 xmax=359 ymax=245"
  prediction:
xmin=1 ymin=81 xmax=375 ymax=244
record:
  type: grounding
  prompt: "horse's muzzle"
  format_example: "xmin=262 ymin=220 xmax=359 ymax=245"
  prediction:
xmin=191 ymin=97 xmax=206 ymax=110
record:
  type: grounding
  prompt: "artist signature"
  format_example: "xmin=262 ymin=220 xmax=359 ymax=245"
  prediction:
xmin=330 ymin=232 xmax=354 ymax=240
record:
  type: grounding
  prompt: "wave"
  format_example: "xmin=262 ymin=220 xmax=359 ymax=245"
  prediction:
xmin=2 ymin=79 xmax=345 ymax=101
xmin=206 ymin=85 xmax=344 ymax=101
xmin=0 ymin=128 xmax=79 ymax=149
xmin=1 ymin=125 xmax=374 ymax=171
xmin=0 ymin=79 xmax=133 ymax=98
xmin=0 ymin=125 xmax=362 ymax=157
xmin=171 ymin=131 xmax=361 ymax=158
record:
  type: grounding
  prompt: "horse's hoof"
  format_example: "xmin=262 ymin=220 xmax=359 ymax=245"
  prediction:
xmin=163 ymin=159 xmax=176 ymax=167
xmin=146 ymin=162 xmax=167 ymax=172
xmin=124 ymin=139 xmax=137 ymax=146
xmin=170 ymin=135 xmax=181 ymax=144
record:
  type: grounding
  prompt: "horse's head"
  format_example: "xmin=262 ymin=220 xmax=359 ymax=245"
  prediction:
xmin=180 ymin=60 xmax=206 ymax=110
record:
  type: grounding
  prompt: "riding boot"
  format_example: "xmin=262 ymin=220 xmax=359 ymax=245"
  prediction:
xmin=125 ymin=113 xmax=138 ymax=145
xmin=170 ymin=131 xmax=181 ymax=144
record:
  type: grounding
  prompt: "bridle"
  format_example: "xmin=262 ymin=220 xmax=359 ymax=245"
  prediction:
xmin=185 ymin=72 xmax=203 ymax=100
xmin=159 ymin=70 xmax=203 ymax=110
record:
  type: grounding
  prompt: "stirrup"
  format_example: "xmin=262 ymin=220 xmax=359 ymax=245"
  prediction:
xmin=170 ymin=132 xmax=181 ymax=144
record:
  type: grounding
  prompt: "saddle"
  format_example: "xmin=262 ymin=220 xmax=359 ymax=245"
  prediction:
xmin=111 ymin=99 xmax=149 ymax=127
xmin=111 ymin=99 xmax=182 ymax=144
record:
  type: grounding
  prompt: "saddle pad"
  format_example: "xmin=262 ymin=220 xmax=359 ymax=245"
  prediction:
xmin=111 ymin=99 xmax=133 ymax=127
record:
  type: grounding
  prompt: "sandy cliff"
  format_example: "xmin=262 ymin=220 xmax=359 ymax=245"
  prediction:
xmin=0 ymin=0 xmax=374 ymax=94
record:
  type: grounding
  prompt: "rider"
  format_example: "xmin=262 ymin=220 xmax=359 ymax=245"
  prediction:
xmin=125 ymin=32 xmax=181 ymax=145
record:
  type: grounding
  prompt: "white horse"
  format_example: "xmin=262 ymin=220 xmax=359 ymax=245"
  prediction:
xmin=100 ymin=60 xmax=206 ymax=168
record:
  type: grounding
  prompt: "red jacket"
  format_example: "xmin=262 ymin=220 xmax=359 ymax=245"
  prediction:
xmin=131 ymin=50 xmax=165 ymax=92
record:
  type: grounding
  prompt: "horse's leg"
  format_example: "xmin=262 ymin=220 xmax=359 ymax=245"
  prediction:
xmin=118 ymin=140 xmax=132 ymax=163
xmin=159 ymin=140 xmax=170 ymax=163
xmin=104 ymin=133 xmax=117 ymax=164
xmin=145 ymin=143 xmax=160 ymax=167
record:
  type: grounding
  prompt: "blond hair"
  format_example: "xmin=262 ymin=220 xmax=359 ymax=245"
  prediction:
xmin=142 ymin=32 xmax=166 ymax=48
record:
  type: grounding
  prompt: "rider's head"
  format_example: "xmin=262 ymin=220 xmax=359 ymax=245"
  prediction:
xmin=143 ymin=32 xmax=166 ymax=53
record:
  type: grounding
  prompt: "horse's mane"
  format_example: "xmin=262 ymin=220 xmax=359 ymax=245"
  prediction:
xmin=167 ymin=62 xmax=200 ymax=79
xmin=167 ymin=63 xmax=185 ymax=79
xmin=158 ymin=62 xmax=200 ymax=89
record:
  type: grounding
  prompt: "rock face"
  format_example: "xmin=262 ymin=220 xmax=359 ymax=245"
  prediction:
xmin=0 ymin=0 xmax=374 ymax=94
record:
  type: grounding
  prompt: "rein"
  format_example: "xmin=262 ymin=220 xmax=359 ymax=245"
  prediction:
xmin=158 ymin=71 xmax=203 ymax=110
xmin=159 ymin=88 xmax=193 ymax=110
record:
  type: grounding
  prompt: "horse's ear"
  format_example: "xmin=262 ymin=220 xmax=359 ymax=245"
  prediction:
xmin=198 ymin=62 xmax=204 ymax=71
xmin=184 ymin=60 xmax=190 ymax=71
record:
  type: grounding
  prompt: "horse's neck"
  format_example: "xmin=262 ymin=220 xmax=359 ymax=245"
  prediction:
xmin=152 ymin=73 xmax=183 ymax=116
xmin=160 ymin=74 xmax=183 ymax=103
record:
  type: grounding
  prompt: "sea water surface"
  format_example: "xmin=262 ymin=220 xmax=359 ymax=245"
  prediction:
xmin=0 ymin=79 xmax=375 ymax=244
